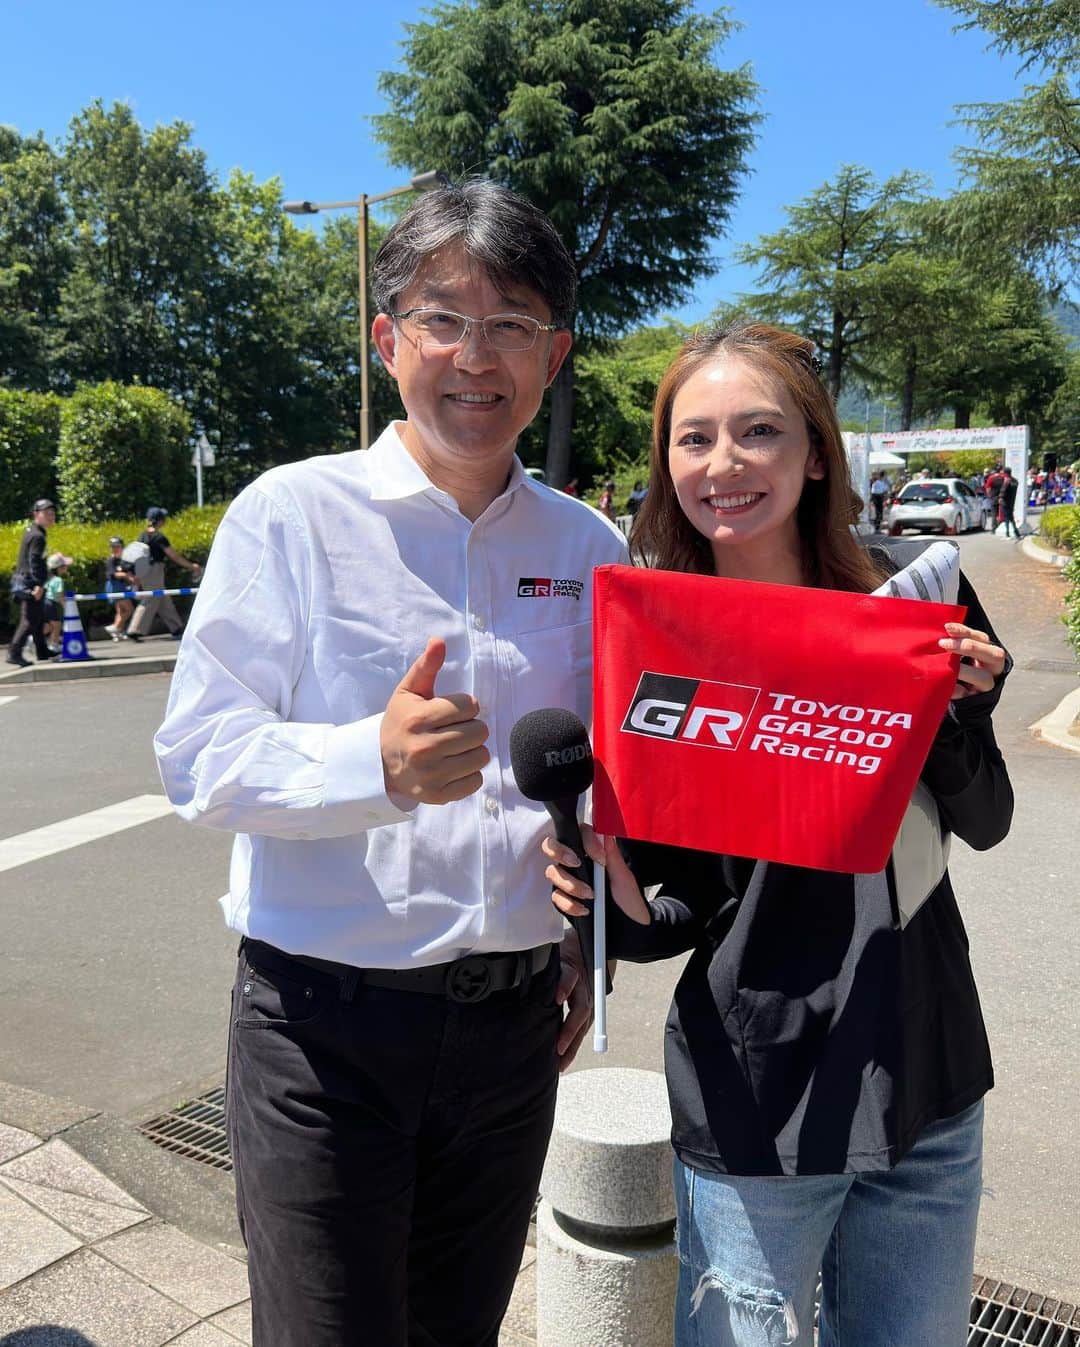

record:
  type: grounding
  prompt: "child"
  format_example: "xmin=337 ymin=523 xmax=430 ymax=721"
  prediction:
xmin=43 ymin=553 xmax=72 ymax=653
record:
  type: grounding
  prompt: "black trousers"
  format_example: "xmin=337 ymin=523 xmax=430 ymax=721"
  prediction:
xmin=226 ymin=939 xmax=562 ymax=1347
xmin=9 ymin=592 xmax=49 ymax=659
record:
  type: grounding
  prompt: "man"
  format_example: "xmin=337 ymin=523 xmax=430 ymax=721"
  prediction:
xmin=125 ymin=507 xmax=202 ymax=641
xmin=154 ymin=180 xmax=628 ymax=1347
xmin=869 ymin=471 xmax=889 ymax=530
xmin=999 ymin=467 xmax=1020 ymax=538
xmin=7 ymin=498 xmax=57 ymax=667
xmin=984 ymin=463 xmax=1005 ymax=531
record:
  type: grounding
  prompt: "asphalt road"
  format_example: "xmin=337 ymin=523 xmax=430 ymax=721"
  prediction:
xmin=1 ymin=529 xmax=1077 ymax=1299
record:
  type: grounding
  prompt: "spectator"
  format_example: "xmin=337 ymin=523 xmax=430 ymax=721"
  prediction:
xmin=626 ymin=479 xmax=648 ymax=517
xmin=869 ymin=470 xmax=888 ymax=530
xmin=7 ymin=499 xmax=56 ymax=667
xmin=597 ymin=478 xmax=617 ymax=521
xmin=1000 ymin=468 xmax=1020 ymax=538
xmin=984 ymin=464 xmax=1005 ymax=531
xmin=103 ymin=537 xmax=137 ymax=640
xmin=563 ymin=477 xmax=580 ymax=497
xmin=126 ymin=507 xmax=202 ymax=642
xmin=43 ymin=552 xmax=72 ymax=653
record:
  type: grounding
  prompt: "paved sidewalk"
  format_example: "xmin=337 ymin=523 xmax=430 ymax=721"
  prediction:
xmin=0 ymin=1085 xmax=538 ymax=1346
xmin=1 ymin=635 xmax=179 ymax=685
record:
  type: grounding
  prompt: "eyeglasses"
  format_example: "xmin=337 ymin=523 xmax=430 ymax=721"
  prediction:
xmin=391 ymin=307 xmax=559 ymax=352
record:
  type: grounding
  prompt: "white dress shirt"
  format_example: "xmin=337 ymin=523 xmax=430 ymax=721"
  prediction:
xmin=155 ymin=425 xmax=628 ymax=967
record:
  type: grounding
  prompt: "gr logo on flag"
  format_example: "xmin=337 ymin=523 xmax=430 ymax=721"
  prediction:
xmin=621 ymin=673 xmax=760 ymax=750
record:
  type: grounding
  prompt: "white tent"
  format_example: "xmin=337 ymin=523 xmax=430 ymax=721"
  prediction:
xmin=870 ymin=449 xmax=905 ymax=467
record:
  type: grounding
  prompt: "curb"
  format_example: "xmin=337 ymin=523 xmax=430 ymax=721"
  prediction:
xmin=1021 ymin=535 xmax=1072 ymax=569
xmin=0 ymin=651 xmax=177 ymax=684
xmin=1031 ymin=685 xmax=1080 ymax=756
xmin=0 ymin=1077 xmax=243 ymax=1259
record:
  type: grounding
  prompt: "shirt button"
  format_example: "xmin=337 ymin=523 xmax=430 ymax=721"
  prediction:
xmin=472 ymin=614 xmax=486 ymax=631
xmin=484 ymin=794 xmax=498 ymax=815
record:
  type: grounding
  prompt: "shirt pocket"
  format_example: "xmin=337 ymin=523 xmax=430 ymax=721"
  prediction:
xmin=504 ymin=618 xmax=593 ymax=726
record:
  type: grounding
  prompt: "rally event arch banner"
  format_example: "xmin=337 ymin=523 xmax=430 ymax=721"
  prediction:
xmin=591 ymin=565 xmax=964 ymax=874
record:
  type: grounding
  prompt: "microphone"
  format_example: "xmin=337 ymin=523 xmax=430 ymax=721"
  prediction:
xmin=509 ymin=708 xmax=598 ymax=980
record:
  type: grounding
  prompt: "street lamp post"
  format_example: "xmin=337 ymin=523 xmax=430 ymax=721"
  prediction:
xmin=284 ymin=170 xmax=447 ymax=449
xmin=881 ymin=396 xmax=894 ymax=434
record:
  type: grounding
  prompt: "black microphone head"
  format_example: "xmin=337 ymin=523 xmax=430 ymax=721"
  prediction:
xmin=509 ymin=708 xmax=594 ymax=802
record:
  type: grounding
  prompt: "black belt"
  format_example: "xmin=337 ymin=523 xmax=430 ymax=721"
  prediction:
xmin=241 ymin=938 xmax=555 ymax=1005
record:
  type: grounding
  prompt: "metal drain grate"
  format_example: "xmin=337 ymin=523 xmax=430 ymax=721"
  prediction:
xmin=969 ymin=1278 xmax=1080 ymax=1346
xmin=137 ymin=1085 xmax=232 ymax=1171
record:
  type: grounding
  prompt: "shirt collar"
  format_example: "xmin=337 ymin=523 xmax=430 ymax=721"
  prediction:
xmin=367 ymin=422 xmax=531 ymax=507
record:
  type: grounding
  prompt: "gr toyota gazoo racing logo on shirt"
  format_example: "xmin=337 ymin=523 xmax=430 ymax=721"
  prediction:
xmin=517 ymin=577 xmax=584 ymax=601
xmin=621 ymin=674 xmax=915 ymax=776
xmin=621 ymin=673 xmax=760 ymax=751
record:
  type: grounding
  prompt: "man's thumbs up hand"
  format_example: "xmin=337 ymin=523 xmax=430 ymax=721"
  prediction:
xmin=380 ymin=638 xmax=490 ymax=805
xmin=397 ymin=637 xmax=448 ymax=701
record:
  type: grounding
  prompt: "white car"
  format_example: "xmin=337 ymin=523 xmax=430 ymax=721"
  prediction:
xmin=887 ymin=479 xmax=983 ymax=536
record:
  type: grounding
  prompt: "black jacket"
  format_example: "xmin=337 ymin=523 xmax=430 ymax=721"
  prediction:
xmin=607 ymin=570 xmax=1012 ymax=1176
xmin=15 ymin=522 xmax=48 ymax=589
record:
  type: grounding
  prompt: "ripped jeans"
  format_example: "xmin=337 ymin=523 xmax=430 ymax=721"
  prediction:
xmin=673 ymin=1101 xmax=984 ymax=1347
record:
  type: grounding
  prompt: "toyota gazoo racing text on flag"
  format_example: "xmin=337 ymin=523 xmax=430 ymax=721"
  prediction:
xmin=591 ymin=566 xmax=964 ymax=874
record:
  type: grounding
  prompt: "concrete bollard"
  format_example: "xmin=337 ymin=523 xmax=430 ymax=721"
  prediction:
xmin=536 ymin=1067 xmax=677 ymax=1347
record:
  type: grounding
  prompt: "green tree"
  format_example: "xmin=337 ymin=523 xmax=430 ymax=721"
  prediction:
xmin=737 ymin=165 xmax=928 ymax=400
xmin=0 ymin=129 xmax=71 ymax=390
xmin=936 ymin=0 xmax=1080 ymax=288
xmin=864 ymin=208 xmax=1067 ymax=432
xmin=574 ymin=322 xmax=687 ymax=470
xmin=916 ymin=271 xmax=1068 ymax=432
xmin=55 ymin=101 xmax=219 ymax=392
xmin=373 ymin=0 xmax=758 ymax=486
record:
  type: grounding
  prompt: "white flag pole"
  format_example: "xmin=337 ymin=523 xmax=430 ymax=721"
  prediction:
xmin=592 ymin=857 xmax=608 ymax=1053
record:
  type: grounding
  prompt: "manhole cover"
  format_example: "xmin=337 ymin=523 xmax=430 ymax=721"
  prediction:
xmin=969 ymin=1278 xmax=1080 ymax=1345
xmin=137 ymin=1085 xmax=231 ymax=1171
xmin=1023 ymin=658 xmax=1079 ymax=674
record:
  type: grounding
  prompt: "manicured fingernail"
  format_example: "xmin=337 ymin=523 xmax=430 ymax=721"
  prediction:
xmin=564 ymin=850 xmax=580 ymax=867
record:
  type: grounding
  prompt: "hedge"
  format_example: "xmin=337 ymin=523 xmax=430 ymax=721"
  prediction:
xmin=1039 ymin=505 xmax=1080 ymax=551
xmin=2 ymin=502 xmax=228 ymax=633
xmin=0 ymin=390 xmax=62 ymax=523
xmin=57 ymin=382 xmax=192 ymax=523
xmin=1064 ymin=517 xmax=1080 ymax=660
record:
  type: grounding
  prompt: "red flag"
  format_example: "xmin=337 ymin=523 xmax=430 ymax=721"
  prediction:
xmin=591 ymin=565 xmax=965 ymax=874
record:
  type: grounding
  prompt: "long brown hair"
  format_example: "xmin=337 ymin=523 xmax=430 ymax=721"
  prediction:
xmin=631 ymin=323 xmax=887 ymax=593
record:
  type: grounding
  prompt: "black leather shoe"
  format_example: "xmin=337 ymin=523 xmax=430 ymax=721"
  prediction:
xmin=5 ymin=654 xmax=31 ymax=668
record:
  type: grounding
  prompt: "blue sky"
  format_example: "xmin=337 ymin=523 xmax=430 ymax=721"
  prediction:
xmin=3 ymin=0 xmax=1027 ymax=322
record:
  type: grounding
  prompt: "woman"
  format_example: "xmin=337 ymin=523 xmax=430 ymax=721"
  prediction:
xmin=545 ymin=324 xmax=1012 ymax=1346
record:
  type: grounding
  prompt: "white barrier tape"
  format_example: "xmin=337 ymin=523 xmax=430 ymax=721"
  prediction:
xmin=68 ymin=588 xmax=200 ymax=601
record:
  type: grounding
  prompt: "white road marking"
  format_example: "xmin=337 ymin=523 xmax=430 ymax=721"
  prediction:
xmin=0 ymin=795 xmax=176 ymax=874
xmin=0 ymin=697 xmax=18 ymax=709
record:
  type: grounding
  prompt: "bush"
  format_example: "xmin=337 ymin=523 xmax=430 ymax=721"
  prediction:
xmin=1039 ymin=505 xmax=1080 ymax=551
xmin=1064 ymin=516 xmax=1080 ymax=660
xmin=56 ymin=382 xmax=192 ymax=522
xmin=0 ymin=390 xmax=62 ymax=523
xmin=1 ymin=502 xmax=228 ymax=634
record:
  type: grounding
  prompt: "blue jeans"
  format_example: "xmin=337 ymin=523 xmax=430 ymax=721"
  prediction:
xmin=673 ymin=1100 xmax=984 ymax=1347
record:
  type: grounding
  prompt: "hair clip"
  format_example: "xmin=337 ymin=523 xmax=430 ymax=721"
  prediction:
xmin=795 ymin=345 xmax=823 ymax=375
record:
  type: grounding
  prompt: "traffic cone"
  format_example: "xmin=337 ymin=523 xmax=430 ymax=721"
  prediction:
xmin=60 ymin=594 xmax=92 ymax=661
